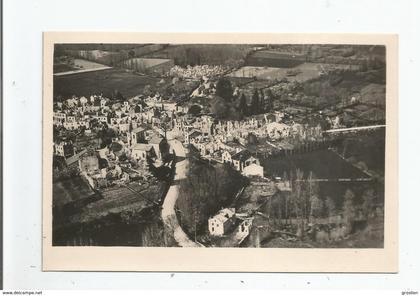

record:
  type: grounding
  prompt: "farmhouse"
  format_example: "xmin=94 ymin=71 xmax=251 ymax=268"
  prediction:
xmin=149 ymin=136 xmax=169 ymax=160
xmin=222 ymin=150 xmax=233 ymax=164
xmin=131 ymin=144 xmax=155 ymax=161
xmin=222 ymin=141 xmax=245 ymax=154
xmin=200 ymin=142 xmax=217 ymax=157
xmin=237 ymin=219 xmax=253 ymax=238
xmin=78 ymin=152 xmax=99 ymax=174
xmin=128 ymin=126 xmax=146 ymax=146
xmin=242 ymin=163 xmax=264 ymax=178
xmin=185 ymin=130 xmax=202 ymax=144
xmin=93 ymin=114 xmax=108 ymax=123
xmin=53 ymin=111 xmax=66 ymax=126
xmin=208 ymin=208 xmax=236 ymax=236
xmin=80 ymin=96 xmax=88 ymax=105
xmin=96 ymin=147 xmax=109 ymax=159
xmin=53 ymin=141 xmax=74 ymax=158
xmin=231 ymin=150 xmax=260 ymax=171
xmin=65 ymin=149 xmax=87 ymax=167
xmin=100 ymin=98 xmax=107 ymax=108
xmin=266 ymin=122 xmax=290 ymax=139
xmin=274 ymin=177 xmax=292 ymax=191
xmin=109 ymin=141 xmax=125 ymax=158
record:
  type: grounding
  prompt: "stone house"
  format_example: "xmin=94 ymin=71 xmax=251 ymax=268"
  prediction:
xmin=242 ymin=163 xmax=264 ymax=178
xmin=131 ymin=143 xmax=155 ymax=161
xmin=208 ymin=208 xmax=236 ymax=236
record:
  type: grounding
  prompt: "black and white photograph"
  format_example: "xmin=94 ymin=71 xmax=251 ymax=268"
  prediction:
xmin=7 ymin=0 xmax=420 ymax=290
xmin=50 ymin=40 xmax=389 ymax=250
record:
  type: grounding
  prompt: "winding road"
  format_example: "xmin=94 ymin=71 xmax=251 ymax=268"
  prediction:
xmin=161 ymin=139 xmax=202 ymax=247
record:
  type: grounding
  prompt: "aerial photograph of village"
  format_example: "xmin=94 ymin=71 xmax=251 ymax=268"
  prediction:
xmin=52 ymin=43 xmax=386 ymax=248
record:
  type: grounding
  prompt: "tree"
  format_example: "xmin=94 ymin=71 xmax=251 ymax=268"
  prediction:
xmin=99 ymin=127 xmax=117 ymax=147
xmin=211 ymin=95 xmax=241 ymax=121
xmin=177 ymin=158 xmax=217 ymax=231
xmin=324 ymin=196 xmax=336 ymax=217
xmin=342 ymin=189 xmax=356 ymax=224
xmin=160 ymin=116 xmax=172 ymax=140
xmin=177 ymin=157 xmax=247 ymax=238
xmin=360 ymin=59 xmax=368 ymax=72
xmin=305 ymin=171 xmax=323 ymax=217
xmin=309 ymin=194 xmax=324 ymax=218
xmin=247 ymin=133 xmax=258 ymax=145
xmin=228 ymin=105 xmax=242 ymax=121
xmin=250 ymin=89 xmax=260 ymax=115
xmin=238 ymin=93 xmax=248 ymax=116
xmin=263 ymin=88 xmax=274 ymax=111
xmin=308 ymin=171 xmax=320 ymax=196
xmin=134 ymin=59 xmax=140 ymax=72
xmin=258 ymin=89 xmax=265 ymax=111
xmin=215 ymin=78 xmax=233 ymax=102
xmin=185 ymin=48 xmax=201 ymax=66
xmin=290 ymin=169 xmax=305 ymax=220
xmin=141 ymin=222 xmax=166 ymax=247
xmin=113 ymin=90 xmax=124 ymax=101
xmin=361 ymin=189 xmax=375 ymax=218
xmin=143 ymin=85 xmax=153 ymax=97
xmin=188 ymin=104 xmax=202 ymax=116
xmin=54 ymin=45 xmax=66 ymax=58
xmin=53 ymin=126 xmax=60 ymax=140
xmin=211 ymin=96 xmax=230 ymax=119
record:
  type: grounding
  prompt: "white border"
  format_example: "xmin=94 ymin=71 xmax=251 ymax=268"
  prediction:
xmin=3 ymin=0 xmax=419 ymax=290
xmin=42 ymin=32 xmax=398 ymax=273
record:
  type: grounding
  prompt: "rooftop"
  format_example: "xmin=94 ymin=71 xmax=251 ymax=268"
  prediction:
xmin=65 ymin=149 xmax=87 ymax=166
xmin=109 ymin=142 xmax=123 ymax=152
xmin=188 ymin=130 xmax=202 ymax=138
xmin=232 ymin=150 xmax=253 ymax=161
xmin=132 ymin=143 xmax=153 ymax=152
xmin=149 ymin=136 xmax=165 ymax=145
xmin=211 ymin=208 xmax=236 ymax=224
xmin=132 ymin=126 xmax=145 ymax=133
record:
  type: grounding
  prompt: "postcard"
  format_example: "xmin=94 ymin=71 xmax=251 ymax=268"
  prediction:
xmin=43 ymin=32 xmax=398 ymax=272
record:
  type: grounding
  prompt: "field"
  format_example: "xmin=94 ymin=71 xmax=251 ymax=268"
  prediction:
xmin=335 ymin=129 xmax=386 ymax=176
xmin=57 ymin=44 xmax=151 ymax=52
xmin=260 ymin=216 xmax=384 ymax=248
xmin=225 ymin=76 xmax=255 ymax=87
xmin=53 ymin=177 xmax=167 ymax=246
xmin=73 ymin=181 xmax=167 ymax=224
xmin=121 ymin=58 xmax=172 ymax=68
xmin=60 ymin=44 xmax=168 ymax=66
xmin=54 ymin=59 xmax=111 ymax=75
xmin=53 ymin=176 xmax=95 ymax=207
xmin=228 ymin=63 xmax=361 ymax=82
xmin=54 ymin=68 xmax=160 ymax=99
xmin=119 ymin=58 xmax=174 ymax=74
xmin=261 ymin=149 xmax=370 ymax=180
xmin=144 ymin=44 xmax=254 ymax=66
xmin=360 ymin=83 xmax=386 ymax=106
xmin=341 ymin=104 xmax=386 ymax=126
xmin=236 ymin=80 xmax=277 ymax=98
xmin=53 ymin=64 xmax=78 ymax=73
xmin=260 ymin=148 xmax=379 ymax=206
xmin=74 ymin=58 xmax=108 ymax=70
xmin=70 ymin=49 xmax=119 ymax=65
xmin=246 ymin=50 xmax=306 ymax=68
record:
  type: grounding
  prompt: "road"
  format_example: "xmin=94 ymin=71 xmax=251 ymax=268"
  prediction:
xmin=53 ymin=66 xmax=112 ymax=76
xmin=161 ymin=140 xmax=202 ymax=247
xmin=325 ymin=125 xmax=385 ymax=133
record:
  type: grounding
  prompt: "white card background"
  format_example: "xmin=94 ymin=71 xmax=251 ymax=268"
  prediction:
xmin=3 ymin=0 xmax=420 ymax=290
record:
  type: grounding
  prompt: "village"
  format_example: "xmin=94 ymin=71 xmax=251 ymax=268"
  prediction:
xmin=52 ymin=44 xmax=386 ymax=248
